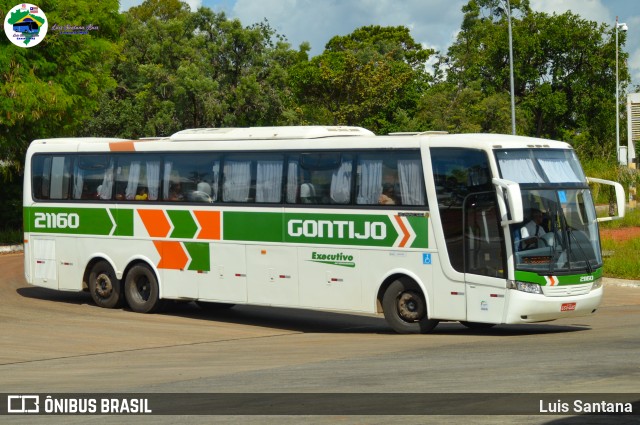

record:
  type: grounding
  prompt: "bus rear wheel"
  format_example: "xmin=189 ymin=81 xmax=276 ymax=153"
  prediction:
xmin=124 ymin=264 xmax=164 ymax=313
xmin=382 ymin=279 xmax=439 ymax=334
xmin=89 ymin=260 xmax=123 ymax=309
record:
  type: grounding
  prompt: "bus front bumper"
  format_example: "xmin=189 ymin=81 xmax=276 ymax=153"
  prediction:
xmin=504 ymin=286 xmax=603 ymax=324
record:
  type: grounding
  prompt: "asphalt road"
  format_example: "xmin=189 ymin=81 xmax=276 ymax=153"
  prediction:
xmin=0 ymin=253 xmax=639 ymax=424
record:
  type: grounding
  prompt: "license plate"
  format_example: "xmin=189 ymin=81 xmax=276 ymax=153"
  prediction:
xmin=561 ymin=302 xmax=576 ymax=312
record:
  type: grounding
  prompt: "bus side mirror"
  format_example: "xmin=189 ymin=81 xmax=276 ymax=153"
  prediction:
xmin=586 ymin=177 xmax=626 ymax=222
xmin=492 ymin=178 xmax=524 ymax=226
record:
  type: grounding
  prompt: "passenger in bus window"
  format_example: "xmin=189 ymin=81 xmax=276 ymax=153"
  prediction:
xmin=378 ymin=182 xmax=397 ymax=205
xmin=135 ymin=187 xmax=148 ymax=200
xmin=168 ymin=182 xmax=184 ymax=201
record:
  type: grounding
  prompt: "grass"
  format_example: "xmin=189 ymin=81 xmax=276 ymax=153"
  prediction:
xmin=601 ymin=237 xmax=640 ymax=279
xmin=599 ymin=207 xmax=640 ymax=279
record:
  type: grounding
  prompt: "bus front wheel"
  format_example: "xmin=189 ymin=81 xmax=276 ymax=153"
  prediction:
xmin=124 ymin=264 xmax=164 ymax=313
xmin=382 ymin=279 xmax=439 ymax=334
xmin=89 ymin=260 xmax=123 ymax=309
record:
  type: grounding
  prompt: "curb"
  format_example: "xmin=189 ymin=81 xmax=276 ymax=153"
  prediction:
xmin=0 ymin=244 xmax=23 ymax=254
xmin=602 ymin=277 xmax=640 ymax=288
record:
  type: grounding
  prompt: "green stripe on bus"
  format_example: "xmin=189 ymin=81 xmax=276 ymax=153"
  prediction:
xmin=113 ymin=209 xmax=134 ymax=237
xmin=25 ymin=207 xmax=114 ymax=235
xmin=184 ymin=242 xmax=210 ymax=271
xmin=222 ymin=211 xmax=409 ymax=247
xmin=223 ymin=211 xmax=283 ymax=243
xmin=167 ymin=210 xmax=198 ymax=239
xmin=24 ymin=207 xmax=134 ymax=237
xmin=23 ymin=208 xmax=29 ymax=233
xmin=406 ymin=215 xmax=429 ymax=249
xmin=515 ymin=268 xmax=603 ymax=286
xmin=25 ymin=207 xmax=428 ymax=249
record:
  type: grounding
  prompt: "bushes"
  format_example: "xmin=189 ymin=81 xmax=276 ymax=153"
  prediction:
xmin=0 ymin=170 xmax=22 ymax=244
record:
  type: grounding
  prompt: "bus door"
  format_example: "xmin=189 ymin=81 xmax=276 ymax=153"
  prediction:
xmin=31 ymin=237 xmax=59 ymax=290
xmin=463 ymin=192 xmax=508 ymax=323
xmin=30 ymin=232 xmax=79 ymax=291
xmin=430 ymin=147 xmax=507 ymax=322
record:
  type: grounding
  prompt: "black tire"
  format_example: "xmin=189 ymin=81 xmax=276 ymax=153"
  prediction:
xmin=460 ymin=321 xmax=496 ymax=330
xmin=382 ymin=279 xmax=439 ymax=334
xmin=88 ymin=260 xmax=123 ymax=309
xmin=124 ymin=264 xmax=164 ymax=313
xmin=195 ymin=301 xmax=235 ymax=311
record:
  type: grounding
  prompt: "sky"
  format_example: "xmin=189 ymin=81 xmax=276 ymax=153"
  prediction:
xmin=119 ymin=0 xmax=640 ymax=88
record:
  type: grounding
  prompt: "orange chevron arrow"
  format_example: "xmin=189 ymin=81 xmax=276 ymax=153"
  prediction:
xmin=138 ymin=209 xmax=171 ymax=238
xmin=394 ymin=215 xmax=411 ymax=248
xmin=194 ymin=210 xmax=221 ymax=240
xmin=153 ymin=241 xmax=189 ymax=270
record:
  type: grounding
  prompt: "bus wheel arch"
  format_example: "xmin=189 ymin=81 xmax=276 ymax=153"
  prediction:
xmin=380 ymin=276 xmax=439 ymax=334
xmin=86 ymin=258 xmax=124 ymax=309
xmin=123 ymin=261 xmax=165 ymax=314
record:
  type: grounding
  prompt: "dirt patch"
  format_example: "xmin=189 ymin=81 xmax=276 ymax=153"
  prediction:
xmin=600 ymin=226 xmax=640 ymax=242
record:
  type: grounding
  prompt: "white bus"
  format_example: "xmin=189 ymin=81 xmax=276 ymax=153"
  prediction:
xmin=23 ymin=126 xmax=625 ymax=333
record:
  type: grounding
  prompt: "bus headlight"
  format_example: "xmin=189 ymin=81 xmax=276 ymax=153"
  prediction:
xmin=508 ymin=280 xmax=543 ymax=294
xmin=591 ymin=278 xmax=603 ymax=291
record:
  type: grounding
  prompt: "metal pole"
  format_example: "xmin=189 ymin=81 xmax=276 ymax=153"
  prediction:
xmin=507 ymin=0 xmax=516 ymax=135
xmin=616 ymin=16 xmax=620 ymax=163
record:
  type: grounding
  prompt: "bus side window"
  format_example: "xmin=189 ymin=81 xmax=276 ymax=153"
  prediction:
xmin=223 ymin=158 xmax=253 ymax=203
xmin=292 ymin=153 xmax=352 ymax=205
xmin=31 ymin=155 xmax=52 ymax=200
xmin=329 ymin=159 xmax=352 ymax=204
xmin=162 ymin=154 xmax=221 ymax=203
xmin=39 ymin=156 xmax=72 ymax=200
xmin=355 ymin=151 xmax=426 ymax=207
xmin=255 ymin=158 xmax=284 ymax=203
xmin=69 ymin=155 xmax=115 ymax=201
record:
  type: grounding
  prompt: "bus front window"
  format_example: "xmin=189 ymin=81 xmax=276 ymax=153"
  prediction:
xmin=512 ymin=189 xmax=602 ymax=274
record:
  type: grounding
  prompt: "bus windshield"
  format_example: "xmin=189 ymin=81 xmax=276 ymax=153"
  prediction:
xmin=495 ymin=149 xmax=601 ymax=274
xmin=509 ymin=189 xmax=602 ymax=274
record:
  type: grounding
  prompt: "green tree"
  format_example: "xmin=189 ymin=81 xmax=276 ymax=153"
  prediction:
xmin=0 ymin=0 xmax=121 ymax=173
xmin=407 ymin=81 xmax=516 ymax=134
xmin=289 ymin=25 xmax=434 ymax=134
xmin=428 ymin=0 xmax=630 ymax=161
xmin=84 ymin=0 xmax=303 ymax=139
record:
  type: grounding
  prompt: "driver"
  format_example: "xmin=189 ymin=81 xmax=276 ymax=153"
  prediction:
xmin=520 ymin=208 xmax=546 ymax=249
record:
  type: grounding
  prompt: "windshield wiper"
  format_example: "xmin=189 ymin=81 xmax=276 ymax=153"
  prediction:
xmin=557 ymin=203 xmax=594 ymax=274
xmin=567 ymin=227 xmax=593 ymax=274
xmin=547 ymin=208 xmax=563 ymax=275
